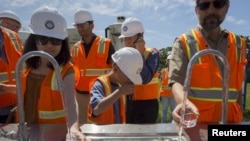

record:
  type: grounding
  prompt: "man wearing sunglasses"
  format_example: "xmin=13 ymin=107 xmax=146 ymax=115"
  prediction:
xmin=169 ymin=0 xmax=247 ymax=135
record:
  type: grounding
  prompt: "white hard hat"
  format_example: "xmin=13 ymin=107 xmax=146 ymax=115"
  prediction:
xmin=112 ymin=47 xmax=143 ymax=84
xmin=119 ymin=17 xmax=144 ymax=38
xmin=29 ymin=6 xmax=67 ymax=40
xmin=74 ymin=9 xmax=93 ymax=25
xmin=0 ymin=10 xmax=21 ymax=25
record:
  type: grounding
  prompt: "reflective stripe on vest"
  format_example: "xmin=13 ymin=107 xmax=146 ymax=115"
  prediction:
xmin=72 ymin=37 xmax=110 ymax=76
xmin=182 ymin=29 xmax=242 ymax=62
xmin=4 ymin=29 xmax=22 ymax=52
xmin=161 ymin=85 xmax=171 ymax=90
xmin=99 ymin=76 xmax=111 ymax=96
xmin=188 ymin=87 xmax=238 ymax=102
xmin=72 ymin=36 xmax=106 ymax=56
xmin=0 ymin=71 xmax=15 ymax=82
xmin=181 ymin=29 xmax=244 ymax=101
xmin=80 ymin=68 xmax=111 ymax=76
xmin=39 ymin=110 xmax=65 ymax=119
xmin=51 ymin=67 xmax=63 ymax=91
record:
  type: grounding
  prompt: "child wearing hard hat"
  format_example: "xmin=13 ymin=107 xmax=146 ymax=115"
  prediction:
xmin=0 ymin=6 xmax=87 ymax=141
xmin=88 ymin=47 xmax=143 ymax=124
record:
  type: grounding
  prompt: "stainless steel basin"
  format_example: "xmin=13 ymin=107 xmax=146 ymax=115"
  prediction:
xmin=2 ymin=122 xmax=250 ymax=141
xmin=80 ymin=123 xmax=190 ymax=141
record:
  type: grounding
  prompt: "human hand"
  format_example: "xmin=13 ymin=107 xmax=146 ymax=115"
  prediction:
xmin=133 ymin=36 xmax=145 ymax=55
xmin=172 ymin=102 xmax=199 ymax=128
xmin=66 ymin=129 xmax=91 ymax=141
xmin=118 ymin=83 xmax=135 ymax=95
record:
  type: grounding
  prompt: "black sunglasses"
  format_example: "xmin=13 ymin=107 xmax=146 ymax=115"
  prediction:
xmin=35 ymin=35 xmax=62 ymax=46
xmin=197 ymin=0 xmax=227 ymax=11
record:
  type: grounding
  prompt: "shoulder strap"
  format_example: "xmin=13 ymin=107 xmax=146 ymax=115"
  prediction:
xmin=71 ymin=41 xmax=81 ymax=56
xmin=97 ymin=75 xmax=111 ymax=96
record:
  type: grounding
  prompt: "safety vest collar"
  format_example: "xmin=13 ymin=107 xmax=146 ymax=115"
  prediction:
xmin=181 ymin=29 xmax=244 ymax=63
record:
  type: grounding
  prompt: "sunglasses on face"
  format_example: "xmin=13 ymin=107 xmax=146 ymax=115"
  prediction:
xmin=197 ymin=0 xmax=227 ymax=11
xmin=35 ymin=35 xmax=62 ymax=46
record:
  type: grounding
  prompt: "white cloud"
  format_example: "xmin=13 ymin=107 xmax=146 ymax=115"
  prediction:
xmin=226 ymin=16 xmax=247 ymax=25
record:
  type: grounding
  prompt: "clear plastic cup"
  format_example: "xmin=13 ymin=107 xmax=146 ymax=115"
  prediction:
xmin=183 ymin=111 xmax=198 ymax=128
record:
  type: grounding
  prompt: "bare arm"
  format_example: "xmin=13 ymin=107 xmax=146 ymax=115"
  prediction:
xmin=0 ymin=84 xmax=16 ymax=94
xmin=171 ymin=82 xmax=199 ymax=122
xmin=63 ymin=73 xmax=86 ymax=140
xmin=92 ymin=84 xmax=134 ymax=116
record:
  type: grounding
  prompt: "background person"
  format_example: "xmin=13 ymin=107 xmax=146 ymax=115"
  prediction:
xmin=119 ymin=17 xmax=160 ymax=124
xmin=88 ymin=47 xmax=143 ymax=124
xmin=160 ymin=55 xmax=176 ymax=123
xmin=0 ymin=10 xmax=21 ymax=33
xmin=0 ymin=26 xmax=22 ymax=123
xmin=71 ymin=8 xmax=115 ymax=125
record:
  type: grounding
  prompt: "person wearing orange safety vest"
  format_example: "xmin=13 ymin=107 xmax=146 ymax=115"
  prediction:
xmin=0 ymin=26 xmax=22 ymax=123
xmin=88 ymin=47 xmax=143 ymax=124
xmin=170 ymin=0 xmax=247 ymax=129
xmin=71 ymin=9 xmax=115 ymax=125
xmin=20 ymin=62 xmax=76 ymax=124
xmin=119 ymin=17 xmax=160 ymax=124
xmin=160 ymin=55 xmax=176 ymax=123
xmin=0 ymin=6 xmax=85 ymax=140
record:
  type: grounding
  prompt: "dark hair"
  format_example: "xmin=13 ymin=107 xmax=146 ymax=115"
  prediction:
xmin=196 ymin=0 xmax=229 ymax=5
xmin=23 ymin=34 xmax=71 ymax=69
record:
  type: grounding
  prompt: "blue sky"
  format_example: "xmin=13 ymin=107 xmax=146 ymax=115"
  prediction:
xmin=1 ymin=0 xmax=249 ymax=50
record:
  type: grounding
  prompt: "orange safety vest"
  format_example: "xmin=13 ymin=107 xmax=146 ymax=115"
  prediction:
xmin=133 ymin=47 xmax=159 ymax=100
xmin=87 ymin=75 xmax=126 ymax=124
xmin=0 ymin=27 xmax=22 ymax=107
xmin=71 ymin=36 xmax=112 ymax=92
xmin=179 ymin=29 xmax=247 ymax=123
xmin=19 ymin=62 xmax=76 ymax=124
xmin=160 ymin=68 xmax=173 ymax=97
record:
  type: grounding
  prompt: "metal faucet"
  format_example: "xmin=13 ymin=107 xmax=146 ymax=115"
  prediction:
xmin=181 ymin=49 xmax=230 ymax=125
xmin=15 ymin=51 xmax=65 ymax=141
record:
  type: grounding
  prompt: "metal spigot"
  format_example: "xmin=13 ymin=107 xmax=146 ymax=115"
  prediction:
xmin=15 ymin=51 xmax=65 ymax=141
xmin=181 ymin=49 xmax=230 ymax=124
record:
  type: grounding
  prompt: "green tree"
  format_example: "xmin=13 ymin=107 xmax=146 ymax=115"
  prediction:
xmin=159 ymin=47 xmax=172 ymax=70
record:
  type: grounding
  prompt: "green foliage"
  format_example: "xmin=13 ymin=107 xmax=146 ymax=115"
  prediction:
xmin=244 ymin=83 xmax=250 ymax=121
xmin=159 ymin=47 xmax=172 ymax=70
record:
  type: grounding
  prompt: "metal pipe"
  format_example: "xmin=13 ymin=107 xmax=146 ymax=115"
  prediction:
xmin=15 ymin=51 xmax=64 ymax=141
xmin=181 ymin=49 xmax=230 ymax=124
